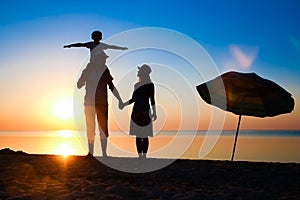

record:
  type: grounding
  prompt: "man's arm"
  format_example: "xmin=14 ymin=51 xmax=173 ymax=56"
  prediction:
xmin=111 ymin=86 xmax=125 ymax=110
xmin=77 ymin=68 xmax=87 ymax=89
xmin=111 ymin=87 xmax=122 ymax=102
xmin=107 ymin=74 xmax=124 ymax=108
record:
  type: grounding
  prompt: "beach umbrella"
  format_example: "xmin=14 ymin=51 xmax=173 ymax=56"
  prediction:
xmin=196 ymin=71 xmax=294 ymax=161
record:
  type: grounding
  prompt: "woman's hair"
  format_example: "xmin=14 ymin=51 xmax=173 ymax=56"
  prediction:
xmin=138 ymin=64 xmax=152 ymax=83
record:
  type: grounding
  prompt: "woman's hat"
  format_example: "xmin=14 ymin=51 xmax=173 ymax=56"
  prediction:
xmin=138 ymin=64 xmax=152 ymax=75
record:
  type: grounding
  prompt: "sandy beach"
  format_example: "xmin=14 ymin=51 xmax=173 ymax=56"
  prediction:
xmin=0 ymin=148 xmax=299 ymax=200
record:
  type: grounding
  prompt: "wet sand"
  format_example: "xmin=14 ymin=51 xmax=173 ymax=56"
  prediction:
xmin=0 ymin=148 xmax=299 ymax=199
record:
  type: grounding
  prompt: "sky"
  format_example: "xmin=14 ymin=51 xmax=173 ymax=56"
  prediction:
xmin=0 ymin=0 xmax=300 ymax=131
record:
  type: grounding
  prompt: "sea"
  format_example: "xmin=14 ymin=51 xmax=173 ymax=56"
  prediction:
xmin=1 ymin=130 xmax=299 ymax=163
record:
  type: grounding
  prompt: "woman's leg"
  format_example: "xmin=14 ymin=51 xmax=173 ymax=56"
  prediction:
xmin=136 ymin=137 xmax=143 ymax=157
xmin=142 ymin=137 xmax=149 ymax=158
xmin=143 ymin=137 xmax=149 ymax=153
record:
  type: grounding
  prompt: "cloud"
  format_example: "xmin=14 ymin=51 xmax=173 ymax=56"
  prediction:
xmin=229 ymin=44 xmax=259 ymax=69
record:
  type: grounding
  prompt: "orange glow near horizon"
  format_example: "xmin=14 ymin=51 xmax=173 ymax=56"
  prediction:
xmin=0 ymin=54 xmax=299 ymax=132
xmin=0 ymin=101 xmax=299 ymax=131
xmin=0 ymin=62 xmax=299 ymax=131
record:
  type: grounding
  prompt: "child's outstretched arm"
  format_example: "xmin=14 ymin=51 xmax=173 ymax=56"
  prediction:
xmin=63 ymin=43 xmax=86 ymax=48
xmin=106 ymin=44 xmax=128 ymax=50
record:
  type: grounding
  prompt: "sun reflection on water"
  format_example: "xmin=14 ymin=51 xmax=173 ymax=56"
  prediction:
xmin=58 ymin=130 xmax=73 ymax=138
xmin=55 ymin=143 xmax=75 ymax=157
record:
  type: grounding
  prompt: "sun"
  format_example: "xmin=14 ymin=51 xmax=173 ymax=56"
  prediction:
xmin=52 ymin=97 xmax=73 ymax=120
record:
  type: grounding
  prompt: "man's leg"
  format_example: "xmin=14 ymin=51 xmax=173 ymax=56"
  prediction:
xmin=84 ymin=105 xmax=96 ymax=155
xmin=96 ymin=105 xmax=109 ymax=157
xmin=100 ymin=132 xmax=108 ymax=157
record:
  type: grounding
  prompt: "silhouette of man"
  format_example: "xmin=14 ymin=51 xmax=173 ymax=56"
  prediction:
xmin=64 ymin=31 xmax=127 ymax=157
xmin=77 ymin=64 xmax=123 ymax=157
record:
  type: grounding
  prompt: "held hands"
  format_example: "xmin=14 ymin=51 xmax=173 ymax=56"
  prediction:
xmin=118 ymin=100 xmax=157 ymax=121
xmin=118 ymin=100 xmax=125 ymax=110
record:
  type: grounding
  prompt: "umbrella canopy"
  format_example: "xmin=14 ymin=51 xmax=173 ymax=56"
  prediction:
xmin=196 ymin=71 xmax=294 ymax=117
xmin=196 ymin=71 xmax=295 ymax=161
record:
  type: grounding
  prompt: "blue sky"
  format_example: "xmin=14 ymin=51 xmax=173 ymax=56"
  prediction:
xmin=0 ymin=0 xmax=299 ymax=130
xmin=1 ymin=0 xmax=299 ymax=73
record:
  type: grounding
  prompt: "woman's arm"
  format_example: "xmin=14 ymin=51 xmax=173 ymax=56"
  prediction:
xmin=150 ymin=84 xmax=157 ymax=121
xmin=121 ymin=87 xmax=135 ymax=109
xmin=123 ymin=98 xmax=134 ymax=106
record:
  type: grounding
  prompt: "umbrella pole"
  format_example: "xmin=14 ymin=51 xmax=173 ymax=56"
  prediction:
xmin=231 ymin=114 xmax=242 ymax=161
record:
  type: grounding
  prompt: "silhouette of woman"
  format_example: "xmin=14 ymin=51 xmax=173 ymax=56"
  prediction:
xmin=121 ymin=64 xmax=157 ymax=159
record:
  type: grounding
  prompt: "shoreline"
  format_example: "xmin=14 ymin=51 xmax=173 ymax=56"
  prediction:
xmin=0 ymin=148 xmax=299 ymax=199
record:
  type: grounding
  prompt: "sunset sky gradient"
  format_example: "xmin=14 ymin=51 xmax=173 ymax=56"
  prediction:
xmin=0 ymin=0 xmax=299 ymax=131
